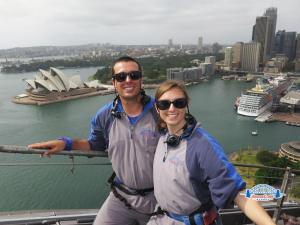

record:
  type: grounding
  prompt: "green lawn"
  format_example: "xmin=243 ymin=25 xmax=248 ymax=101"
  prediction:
xmin=229 ymin=149 xmax=261 ymax=188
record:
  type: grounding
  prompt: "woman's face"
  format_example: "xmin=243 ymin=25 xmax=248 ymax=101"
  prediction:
xmin=157 ymin=87 xmax=187 ymax=130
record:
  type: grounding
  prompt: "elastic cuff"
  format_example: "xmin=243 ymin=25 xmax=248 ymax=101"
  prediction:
xmin=57 ymin=136 xmax=73 ymax=151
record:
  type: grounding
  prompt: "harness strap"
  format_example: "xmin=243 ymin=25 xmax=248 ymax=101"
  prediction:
xmin=113 ymin=182 xmax=153 ymax=196
xmin=111 ymin=185 xmax=132 ymax=209
xmin=149 ymin=207 xmax=167 ymax=217
xmin=153 ymin=206 xmax=218 ymax=225
xmin=189 ymin=215 xmax=197 ymax=225
xmin=107 ymin=172 xmax=154 ymax=210
xmin=108 ymin=172 xmax=154 ymax=195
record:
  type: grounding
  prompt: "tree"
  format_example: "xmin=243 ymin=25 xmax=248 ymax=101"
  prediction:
xmin=256 ymin=150 xmax=277 ymax=165
xmin=93 ymin=66 xmax=111 ymax=83
xmin=255 ymin=156 xmax=292 ymax=185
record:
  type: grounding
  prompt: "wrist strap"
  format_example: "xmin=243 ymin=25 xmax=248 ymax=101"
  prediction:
xmin=57 ymin=136 xmax=73 ymax=151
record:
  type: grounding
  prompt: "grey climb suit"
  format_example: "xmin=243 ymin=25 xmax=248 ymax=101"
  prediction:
xmin=90 ymin=98 xmax=159 ymax=225
xmin=147 ymin=123 xmax=246 ymax=225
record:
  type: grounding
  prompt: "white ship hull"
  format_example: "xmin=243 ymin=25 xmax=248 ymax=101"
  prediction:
xmin=237 ymin=101 xmax=272 ymax=117
xmin=236 ymin=75 xmax=291 ymax=117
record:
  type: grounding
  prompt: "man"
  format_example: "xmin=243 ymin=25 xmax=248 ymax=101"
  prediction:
xmin=29 ymin=56 xmax=159 ymax=225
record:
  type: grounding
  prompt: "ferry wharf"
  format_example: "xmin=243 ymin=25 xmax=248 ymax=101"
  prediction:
xmin=271 ymin=112 xmax=300 ymax=125
xmin=255 ymin=111 xmax=300 ymax=125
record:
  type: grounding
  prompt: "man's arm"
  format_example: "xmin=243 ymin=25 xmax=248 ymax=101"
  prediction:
xmin=28 ymin=139 xmax=91 ymax=157
xmin=234 ymin=192 xmax=275 ymax=225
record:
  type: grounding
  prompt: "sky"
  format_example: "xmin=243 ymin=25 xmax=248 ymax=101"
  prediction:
xmin=0 ymin=0 xmax=299 ymax=49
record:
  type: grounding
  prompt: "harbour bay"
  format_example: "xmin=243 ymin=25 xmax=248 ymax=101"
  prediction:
xmin=0 ymin=67 xmax=299 ymax=211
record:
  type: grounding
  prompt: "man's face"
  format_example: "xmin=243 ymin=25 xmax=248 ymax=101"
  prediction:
xmin=112 ymin=61 xmax=142 ymax=100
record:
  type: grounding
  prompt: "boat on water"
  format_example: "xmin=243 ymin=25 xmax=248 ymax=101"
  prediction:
xmin=286 ymin=121 xmax=300 ymax=127
xmin=221 ymin=75 xmax=236 ymax=80
xmin=237 ymin=75 xmax=292 ymax=117
xmin=251 ymin=130 xmax=258 ymax=136
xmin=237 ymin=79 xmax=273 ymax=117
xmin=245 ymin=74 xmax=255 ymax=82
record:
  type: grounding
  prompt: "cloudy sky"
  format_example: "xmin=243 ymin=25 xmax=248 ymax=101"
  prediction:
xmin=0 ymin=0 xmax=299 ymax=49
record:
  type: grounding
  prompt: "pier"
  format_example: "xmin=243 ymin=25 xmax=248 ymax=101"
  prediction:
xmin=271 ymin=112 xmax=300 ymax=124
xmin=255 ymin=110 xmax=273 ymax=122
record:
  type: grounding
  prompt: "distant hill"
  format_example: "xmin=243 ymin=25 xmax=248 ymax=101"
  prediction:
xmin=0 ymin=44 xmax=105 ymax=58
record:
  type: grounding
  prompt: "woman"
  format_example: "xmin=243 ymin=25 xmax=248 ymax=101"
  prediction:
xmin=147 ymin=80 xmax=275 ymax=225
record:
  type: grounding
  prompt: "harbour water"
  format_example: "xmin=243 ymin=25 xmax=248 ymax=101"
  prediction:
xmin=0 ymin=67 xmax=299 ymax=212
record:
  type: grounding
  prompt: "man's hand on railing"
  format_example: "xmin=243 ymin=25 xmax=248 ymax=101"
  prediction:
xmin=28 ymin=140 xmax=65 ymax=158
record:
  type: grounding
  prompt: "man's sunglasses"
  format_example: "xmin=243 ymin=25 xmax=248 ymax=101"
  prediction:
xmin=113 ymin=71 xmax=142 ymax=82
xmin=156 ymin=98 xmax=188 ymax=110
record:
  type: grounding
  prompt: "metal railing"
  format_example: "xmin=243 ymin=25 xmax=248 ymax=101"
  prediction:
xmin=0 ymin=145 xmax=108 ymax=158
xmin=0 ymin=145 xmax=300 ymax=224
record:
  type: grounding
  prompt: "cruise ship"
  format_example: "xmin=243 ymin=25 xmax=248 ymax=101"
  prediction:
xmin=237 ymin=75 xmax=291 ymax=117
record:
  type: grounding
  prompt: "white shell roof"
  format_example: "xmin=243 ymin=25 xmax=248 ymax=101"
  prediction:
xmin=84 ymin=80 xmax=101 ymax=88
xmin=69 ymin=75 xmax=84 ymax=88
xmin=35 ymin=78 xmax=58 ymax=92
xmin=51 ymin=67 xmax=70 ymax=91
xmin=24 ymin=79 xmax=36 ymax=89
xmin=39 ymin=69 xmax=65 ymax=92
xmin=23 ymin=67 xmax=85 ymax=92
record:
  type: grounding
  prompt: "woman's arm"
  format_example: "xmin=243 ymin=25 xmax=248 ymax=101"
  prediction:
xmin=234 ymin=192 xmax=275 ymax=225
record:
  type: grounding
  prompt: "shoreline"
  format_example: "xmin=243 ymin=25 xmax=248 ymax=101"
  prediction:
xmin=270 ymin=112 xmax=300 ymax=125
xmin=12 ymin=84 xmax=161 ymax=106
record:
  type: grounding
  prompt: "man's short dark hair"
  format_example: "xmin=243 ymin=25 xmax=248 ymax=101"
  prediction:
xmin=111 ymin=56 xmax=142 ymax=75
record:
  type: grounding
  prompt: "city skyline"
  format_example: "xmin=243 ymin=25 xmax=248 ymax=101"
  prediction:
xmin=0 ymin=0 xmax=299 ymax=49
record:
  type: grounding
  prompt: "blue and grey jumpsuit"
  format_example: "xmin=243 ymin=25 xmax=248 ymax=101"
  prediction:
xmin=148 ymin=123 xmax=246 ymax=225
xmin=90 ymin=98 xmax=159 ymax=225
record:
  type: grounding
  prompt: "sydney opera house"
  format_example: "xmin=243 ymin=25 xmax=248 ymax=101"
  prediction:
xmin=13 ymin=67 xmax=114 ymax=105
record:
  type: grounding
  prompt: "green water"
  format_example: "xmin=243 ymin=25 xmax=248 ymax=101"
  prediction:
xmin=0 ymin=67 xmax=299 ymax=211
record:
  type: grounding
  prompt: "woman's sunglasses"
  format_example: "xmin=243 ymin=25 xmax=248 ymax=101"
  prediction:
xmin=113 ymin=71 xmax=142 ymax=82
xmin=156 ymin=98 xmax=188 ymax=110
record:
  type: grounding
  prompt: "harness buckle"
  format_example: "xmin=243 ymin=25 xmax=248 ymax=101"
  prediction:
xmin=164 ymin=207 xmax=218 ymax=225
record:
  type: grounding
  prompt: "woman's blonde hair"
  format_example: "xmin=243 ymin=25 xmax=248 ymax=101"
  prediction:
xmin=155 ymin=80 xmax=190 ymax=130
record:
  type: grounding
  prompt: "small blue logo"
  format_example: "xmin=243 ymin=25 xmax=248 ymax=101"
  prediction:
xmin=140 ymin=128 xmax=158 ymax=138
xmin=169 ymin=156 xmax=184 ymax=166
xmin=241 ymin=184 xmax=284 ymax=201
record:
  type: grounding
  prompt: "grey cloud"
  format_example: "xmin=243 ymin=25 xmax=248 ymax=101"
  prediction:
xmin=0 ymin=0 xmax=299 ymax=48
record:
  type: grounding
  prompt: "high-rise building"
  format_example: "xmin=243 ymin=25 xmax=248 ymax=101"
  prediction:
xmin=275 ymin=30 xmax=297 ymax=60
xmin=253 ymin=16 xmax=268 ymax=62
xmin=295 ymin=61 xmax=300 ymax=72
xmin=296 ymin=34 xmax=300 ymax=60
xmin=252 ymin=7 xmax=277 ymax=63
xmin=204 ymin=56 xmax=216 ymax=74
xmin=197 ymin=37 xmax=203 ymax=50
xmin=168 ymin=38 xmax=173 ymax=48
xmin=274 ymin=30 xmax=286 ymax=54
xmin=241 ymin=42 xmax=261 ymax=72
xmin=264 ymin=7 xmax=277 ymax=57
xmin=211 ymin=42 xmax=222 ymax=54
xmin=200 ymin=63 xmax=214 ymax=76
xmin=232 ymin=42 xmax=244 ymax=69
xmin=283 ymin=32 xmax=297 ymax=61
xmin=205 ymin=56 xmax=216 ymax=64
xmin=167 ymin=67 xmax=203 ymax=81
xmin=224 ymin=47 xmax=233 ymax=68
xmin=293 ymin=33 xmax=299 ymax=73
